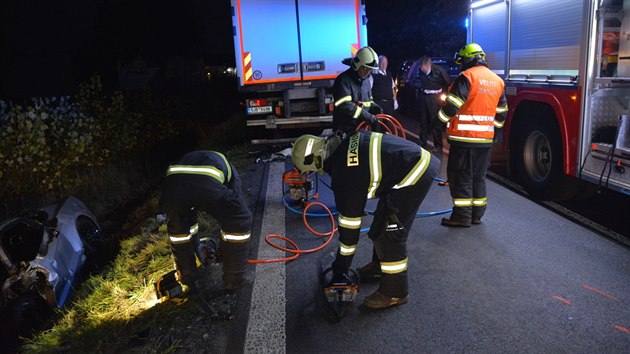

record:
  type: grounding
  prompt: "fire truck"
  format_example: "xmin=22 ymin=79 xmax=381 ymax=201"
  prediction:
xmin=469 ymin=0 xmax=630 ymax=200
xmin=230 ymin=0 xmax=368 ymax=143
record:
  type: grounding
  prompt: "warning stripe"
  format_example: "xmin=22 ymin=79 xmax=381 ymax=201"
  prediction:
xmin=243 ymin=51 xmax=253 ymax=82
xmin=351 ymin=43 xmax=360 ymax=56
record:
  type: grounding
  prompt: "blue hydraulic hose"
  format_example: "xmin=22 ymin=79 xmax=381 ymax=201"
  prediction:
xmin=282 ymin=195 xmax=339 ymax=217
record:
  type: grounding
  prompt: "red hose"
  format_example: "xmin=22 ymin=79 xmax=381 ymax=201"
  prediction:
xmin=248 ymin=201 xmax=337 ymax=264
xmin=356 ymin=114 xmax=406 ymax=138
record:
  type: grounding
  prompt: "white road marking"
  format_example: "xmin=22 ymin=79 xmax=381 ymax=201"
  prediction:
xmin=245 ymin=162 xmax=286 ymax=353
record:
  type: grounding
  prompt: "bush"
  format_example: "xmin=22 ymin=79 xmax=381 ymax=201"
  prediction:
xmin=0 ymin=76 xmax=179 ymax=209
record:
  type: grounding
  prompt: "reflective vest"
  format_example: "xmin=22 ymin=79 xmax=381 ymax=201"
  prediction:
xmin=446 ymin=66 xmax=504 ymax=144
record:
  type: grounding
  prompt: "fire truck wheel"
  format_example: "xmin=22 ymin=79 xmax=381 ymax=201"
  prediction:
xmin=512 ymin=114 xmax=565 ymax=200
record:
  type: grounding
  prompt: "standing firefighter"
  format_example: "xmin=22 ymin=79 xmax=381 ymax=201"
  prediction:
xmin=332 ymin=46 xmax=383 ymax=134
xmin=159 ymin=150 xmax=252 ymax=292
xmin=435 ymin=43 xmax=508 ymax=227
xmin=292 ymin=131 xmax=440 ymax=309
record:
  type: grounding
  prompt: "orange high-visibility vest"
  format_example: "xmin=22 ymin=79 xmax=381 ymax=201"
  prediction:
xmin=447 ymin=66 xmax=504 ymax=144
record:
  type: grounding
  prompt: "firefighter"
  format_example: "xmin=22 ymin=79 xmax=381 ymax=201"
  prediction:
xmin=159 ymin=150 xmax=253 ymax=292
xmin=332 ymin=46 xmax=383 ymax=134
xmin=435 ymin=43 xmax=508 ymax=227
xmin=292 ymin=131 xmax=440 ymax=309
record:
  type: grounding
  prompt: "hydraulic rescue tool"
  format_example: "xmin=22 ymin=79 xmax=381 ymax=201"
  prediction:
xmin=153 ymin=235 xmax=233 ymax=320
xmin=320 ymin=252 xmax=359 ymax=320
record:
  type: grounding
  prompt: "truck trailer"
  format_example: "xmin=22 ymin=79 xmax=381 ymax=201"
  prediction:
xmin=469 ymin=0 xmax=630 ymax=199
xmin=230 ymin=0 xmax=368 ymax=143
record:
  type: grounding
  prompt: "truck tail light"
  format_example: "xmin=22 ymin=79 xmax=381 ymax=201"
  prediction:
xmin=248 ymin=99 xmax=268 ymax=107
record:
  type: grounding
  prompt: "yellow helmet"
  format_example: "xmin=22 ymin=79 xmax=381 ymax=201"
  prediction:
xmin=351 ymin=46 xmax=379 ymax=71
xmin=292 ymin=134 xmax=327 ymax=174
xmin=454 ymin=43 xmax=486 ymax=65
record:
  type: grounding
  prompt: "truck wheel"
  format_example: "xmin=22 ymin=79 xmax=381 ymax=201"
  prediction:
xmin=512 ymin=115 xmax=564 ymax=200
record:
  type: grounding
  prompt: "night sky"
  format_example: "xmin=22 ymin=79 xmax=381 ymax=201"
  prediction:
xmin=0 ymin=0 xmax=468 ymax=100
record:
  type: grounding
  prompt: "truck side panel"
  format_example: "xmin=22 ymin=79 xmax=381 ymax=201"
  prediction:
xmin=298 ymin=0 xmax=367 ymax=81
xmin=231 ymin=0 xmax=367 ymax=90
xmin=232 ymin=0 xmax=301 ymax=86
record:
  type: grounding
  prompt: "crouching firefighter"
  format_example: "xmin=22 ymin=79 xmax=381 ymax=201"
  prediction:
xmin=292 ymin=131 xmax=440 ymax=310
xmin=159 ymin=150 xmax=253 ymax=294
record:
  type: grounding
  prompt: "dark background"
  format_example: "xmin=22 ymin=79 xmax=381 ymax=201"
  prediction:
xmin=0 ymin=0 xmax=468 ymax=100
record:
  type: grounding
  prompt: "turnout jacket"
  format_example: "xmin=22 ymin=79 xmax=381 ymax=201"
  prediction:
xmin=332 ymin=68 xmax=378 ymax=133
xmin=323 ymin=132 xmax=432 ymax=248
xmin=437 ymin=63 xmax=508 ymax=148
xmin=160 ymin=150 xmax=252 ymax=238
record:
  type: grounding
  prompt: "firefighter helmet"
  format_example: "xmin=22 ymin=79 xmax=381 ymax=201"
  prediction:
xmin=454 ymin=43 xmax=486 ymax=65
xmin=351 ymin=46 xmax=379 ymax=71
xmin=292 ymin=134 xmax=327 ymax=174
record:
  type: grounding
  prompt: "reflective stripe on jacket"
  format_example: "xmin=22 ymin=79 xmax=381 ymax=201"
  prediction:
xmin=166 ymin=151 xmax=232 ymax=184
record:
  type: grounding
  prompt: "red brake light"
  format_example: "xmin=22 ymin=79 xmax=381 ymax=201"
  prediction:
xmin=249 ymin=99 xmax=268 ymax=107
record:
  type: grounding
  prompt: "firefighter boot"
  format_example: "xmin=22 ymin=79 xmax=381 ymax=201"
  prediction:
xmin=441 ymin=210 xmax=471 ymax=227
xmin=358 ymin=261 xmax=382 ymax=282
xmin=224 ymin=271 xmax=254 ymax=292
xmin=171 ymin=242 xmax=202 ymax=292
xmin=441 ymin=217 xmax=471 ymax=227
xmin=363 ymin=291 xmax=409 ymax=309
xmin=441 ymin=206 xmax=472 ymax=227
xmin=472 ymin=206 xmax=486 ymax=225
xmin=220 ymin=240 xmax=252 ymax=291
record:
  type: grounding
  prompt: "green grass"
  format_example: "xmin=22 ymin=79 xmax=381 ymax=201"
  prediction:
xmin=21 ymin=194 xmax=226 ymax=353
xmin=20 ymin=139 xmax=253 ymax=353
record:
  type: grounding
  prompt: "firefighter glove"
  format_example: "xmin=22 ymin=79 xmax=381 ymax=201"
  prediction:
xmin=368 ymin=102 xmax=383 ymax=115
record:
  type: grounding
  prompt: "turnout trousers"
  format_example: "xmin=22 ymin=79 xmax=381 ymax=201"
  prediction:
xmin=446 ymin=145 xmax=491 ymax=222
xmin=159 ymin=173 xmax=252 ymax=285
xmin=364 ymin=154 xmax=440 ymax=297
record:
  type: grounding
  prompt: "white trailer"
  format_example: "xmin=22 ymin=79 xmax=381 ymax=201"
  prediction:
xmin=230 ymin=0 xmax=368 ymax=143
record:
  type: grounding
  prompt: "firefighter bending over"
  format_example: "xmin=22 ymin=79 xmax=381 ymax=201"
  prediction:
xmin=435 ymin=43 xmax=508 ymax=227
xmin=292 ymin=131 xmax=440 ymax=309
xmin=332 ymin=46 xmax=383 ymax=134
xmin=159 ymin=150 xmax=253 ymax=292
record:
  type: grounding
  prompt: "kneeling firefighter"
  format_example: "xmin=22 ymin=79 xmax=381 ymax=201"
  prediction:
xmin=292 ymin=131 xmax=440 ymax=309
xmin=159 ymin=150 xmax=253 ymax=292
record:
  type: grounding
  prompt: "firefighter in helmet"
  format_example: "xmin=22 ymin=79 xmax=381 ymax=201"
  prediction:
xmin=434 ymin=43 xmax=508 ymax=227
xmin=159 ymin=150 xmax=253 ymax=292
xmin=292 ymin=131 xmax=440 ymax=309
xmin=332 ymin=46 xmax=383 ymax=134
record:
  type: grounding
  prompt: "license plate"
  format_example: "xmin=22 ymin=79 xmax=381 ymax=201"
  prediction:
xmin=247 ymin=106 xmax=272 ymax=115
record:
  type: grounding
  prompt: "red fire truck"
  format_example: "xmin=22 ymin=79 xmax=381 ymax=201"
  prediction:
xmin=469 ymin=0 xmax=630 ymax=200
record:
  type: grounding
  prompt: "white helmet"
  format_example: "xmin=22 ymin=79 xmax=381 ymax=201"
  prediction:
xmin=292 ymin=135 xmax=327 ymax=174
xmin=351 ymin=46 xmax=379 ymax=71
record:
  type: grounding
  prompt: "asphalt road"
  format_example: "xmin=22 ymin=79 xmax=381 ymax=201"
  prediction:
xmin=240 ymin=159 xmax=630 ymax=353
